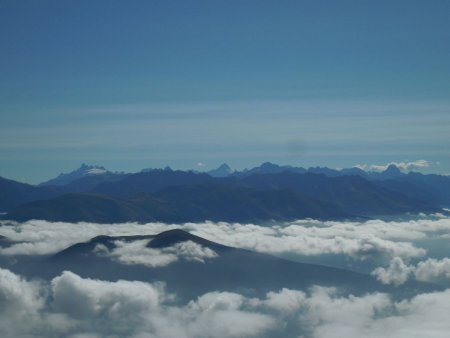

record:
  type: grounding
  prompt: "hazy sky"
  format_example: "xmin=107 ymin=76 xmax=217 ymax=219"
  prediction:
xmin=1 ymin=0 xmax=449 ymax=183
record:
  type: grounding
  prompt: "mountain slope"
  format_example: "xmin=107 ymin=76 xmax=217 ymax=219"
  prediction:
xmin=3 ymin=184 xmax=351 ymax=223
xmin=0 ymin=176 xmax=61 ymax=212
xmin=207 ymin=163 xmax=233 ymax=177
xmin=241 ymin=172 xmax=437 ymax=215
xmin=35 ymin=229 xmax=435 ymax=300
xmin=93 ymin=170 xmax=213 ymax=197
xmin=154 ymin=183 xmax=350 ymax=222
xmin=3 ymin=193 xmax=165 ymax=223
xmin=379 ymin=172 xmax=450 ymax=207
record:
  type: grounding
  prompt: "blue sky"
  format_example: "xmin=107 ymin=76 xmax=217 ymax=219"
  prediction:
xmin=1 ymin=0 xmax=449 ymax=183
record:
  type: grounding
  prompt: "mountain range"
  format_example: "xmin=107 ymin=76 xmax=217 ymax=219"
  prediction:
xmin=1 ymin=162 xmax=449 ymax=223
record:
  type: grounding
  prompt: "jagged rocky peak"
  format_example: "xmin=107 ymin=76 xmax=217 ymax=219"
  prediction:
xmin=39 ymin=163 xmax=111 ymax=186
xmin=208 ymin=163 xmax=233 ymax=177
xmin=380 ymin=164 xmax=403 ymax=178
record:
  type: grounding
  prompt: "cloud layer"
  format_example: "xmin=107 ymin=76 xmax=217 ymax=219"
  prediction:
xmin=2 ymin=216 xmax=450 ymax=337
xmin=2 ymin=268 xmax=450 ymax=338
xmin=2 ymin=215 xmax=450 ymax=264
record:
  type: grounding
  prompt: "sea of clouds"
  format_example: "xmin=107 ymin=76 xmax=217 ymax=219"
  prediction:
xmin=1 ymin=215 xmax=450 ymax=337
xmin=1 ymin=268 xmax=450 ymax=338
xmin=1 ymin=215 xmax=450 ymax=284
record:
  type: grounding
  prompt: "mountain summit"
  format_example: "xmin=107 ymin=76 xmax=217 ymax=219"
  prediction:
xmin=39 ymin=163 xmax=111 ymax=186
xmin=207 ymin=163 xmax=233 ymax=177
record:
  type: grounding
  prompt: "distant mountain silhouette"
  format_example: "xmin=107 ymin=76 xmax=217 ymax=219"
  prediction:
xmin=306 ymin=166 xmax=342 ymax=177
xmin=232 ymin=162 xmax=307 ymax=177
xmin=228 ymin=162 xmax=410 ymax=180
xmin=140 ymin=166 xmax=173 ymax=173
xmin=92 ymin=169 xmax=213 ymax=198
xmin=39 ymin=163 xmax=117 ymax=186
xmin=340 ymin=167 xmax=368 ymax=177
xmin=58 ymin=172 xmax=129 ymax=193
xmin=207 ymin=163 xmax=233 ymax=177
xmin=1 ymin=162 xmax=449 ymax=221
xmin=365 ymin=164 xmax=403 ymax=180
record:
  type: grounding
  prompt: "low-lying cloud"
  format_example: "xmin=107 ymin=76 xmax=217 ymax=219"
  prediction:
xmin=2 ymin=216 xmax=450 ymax=264
xmin=372 ymin=257 xmax=413 ymax=286
xmin=355 ymin=159 xmax=431 ymax=172
xmin=373 ymin=257 xmax=450 ymax=286
xmin=95 ymin=239 xmax=218 ymax=267
xmin=2 ymin=268 xmax=450 ymax=338
xmin=415 ymin=257 xmax=450 ymax=283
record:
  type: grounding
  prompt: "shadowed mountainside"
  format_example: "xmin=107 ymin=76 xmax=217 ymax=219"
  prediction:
xmin=4 ymin=184 xmax=351 ymax=223
xmin=1 ymin=163 xmax=449 ymax=222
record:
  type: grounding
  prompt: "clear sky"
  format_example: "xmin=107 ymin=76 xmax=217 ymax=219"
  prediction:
xmin=1 ymin=0 xmax=449 ymax=183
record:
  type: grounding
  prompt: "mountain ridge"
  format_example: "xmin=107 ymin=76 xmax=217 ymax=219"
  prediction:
xmin=1 ymin=162 xmax=449 ymax=222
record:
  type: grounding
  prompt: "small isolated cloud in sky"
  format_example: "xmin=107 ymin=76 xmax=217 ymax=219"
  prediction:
xmin=2 ymin=268 xmax=450 ymax=338
xmin=355 ymin=159 xmax=431 ymax=172
xmin=95 ymin=239 xmax=218 ymax=267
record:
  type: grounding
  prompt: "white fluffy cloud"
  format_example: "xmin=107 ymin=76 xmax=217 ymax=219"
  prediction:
xmin=371 ymin=257 xmax=413 ymax=286
xmin=184 ymin=219 xmax=431 ymax=261
xmin=0 ymin=268 xmax=275 ymax=338
xmin=4 ymin=216 xmax=450 ymax=262
xmin=0 ymin=220 xmax=171 ymax=256
xmin=0 ymin=267 xmax=44 ymax=319
xmin=415 ymin=258 xmax=450 ymax=283
xmin=294 ymin=286 xmax=450 ymax=338
xmin=355 ymin=159 xmax=431 ymax=172
xmin=0 ymin=268 xmax=74 ymax=338
xmin=2 ymin=268 xmax=450 ymax=338
xmin=95 ymin=239 xmax=217 ymax=267
xmin=372 ymin=257 xmax=450 ymax=286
